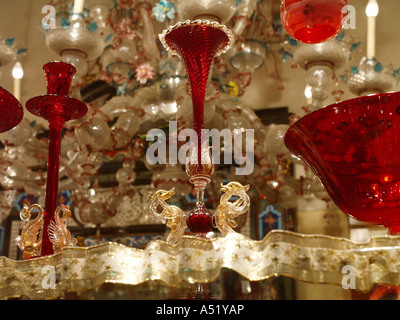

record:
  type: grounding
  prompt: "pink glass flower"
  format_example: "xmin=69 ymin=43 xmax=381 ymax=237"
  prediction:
xmin=114 ymin=18 xmax=136 ymax=41
xmin=135 ymin=63 xmax=155 ymax=84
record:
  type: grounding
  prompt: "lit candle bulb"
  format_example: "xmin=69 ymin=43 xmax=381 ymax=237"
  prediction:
xmin=366 ymin=0 xmax=379 ymax=58
xmin=73 ymin=0 xmax=85 ymax=14
xmin=12 ymin=61 xmax=23 ymax=101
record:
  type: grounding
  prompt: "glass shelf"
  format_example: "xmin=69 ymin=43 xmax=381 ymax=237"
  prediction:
xmin=1 ymin=230 xmax=400 ymax=299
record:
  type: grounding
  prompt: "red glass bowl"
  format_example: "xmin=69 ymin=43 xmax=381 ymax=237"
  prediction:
xmin=0 ymin=86 xmax=23 ymax=133
xmin=280 ymin=0 xmax=347 ymax=44
xmin=284 ymin=92 xmax=400 ymax=234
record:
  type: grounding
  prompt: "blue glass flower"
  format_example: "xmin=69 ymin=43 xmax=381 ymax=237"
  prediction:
xmin=374 ymin=62 xmax=383 ymax=73
xmin=60 ymin=16 xmax=71 ymax=28
xmin=5 ymin=37 xmax=15 ymax=46
xmin=86 ymin=21 xmax=98 ymax=32
xmin=153 ymin=0 xmax=177 ymax=22
xmin=350 ymin=66 xmax=359 ymax=74
xmin=286 ymin=36 xmax=298 ymax=47
xmin=281 ymin=50 xmax=293 ymax=62
xmin=350 ymin=42 xmax=361 ymax=52
xmin=335 ymin=30 xmax=345 ymax=42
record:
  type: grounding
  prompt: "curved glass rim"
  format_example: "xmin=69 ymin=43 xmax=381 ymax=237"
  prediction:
xmin=285 ymin=91 xmax=400 ymax=140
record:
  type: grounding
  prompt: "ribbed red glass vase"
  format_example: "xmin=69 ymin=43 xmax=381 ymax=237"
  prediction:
xmin=164 ymin=22 xmax=229 ymax=162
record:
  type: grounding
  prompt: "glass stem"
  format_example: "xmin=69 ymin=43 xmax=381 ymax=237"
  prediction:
xmin=41 ymin=115 xmax=64 ymax=256
xmin=196 ymin=187 xmax=205 ymax=207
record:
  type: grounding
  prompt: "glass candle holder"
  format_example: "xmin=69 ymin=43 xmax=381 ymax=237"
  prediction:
xmin=25 ymin=61 xmax=87 ymax=256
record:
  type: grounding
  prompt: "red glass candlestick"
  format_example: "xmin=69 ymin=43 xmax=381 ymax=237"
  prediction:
xmin=160 ymin=21 xmax=233 ymax=235
xmin=285 ymin=91 xmax=400 ymax=235
xmin=280 ymin=0 xmax=347 ymax=44
xmin=26 ymin=61 xmax=87 ymax=256
xmin=0 ymin=86 xmax=23 ymax=133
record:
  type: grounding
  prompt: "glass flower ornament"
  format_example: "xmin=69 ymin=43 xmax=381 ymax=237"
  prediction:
xmin=280 ymin=0 xmax=348 ymax=44
xmin=285 ymin=91 xmax=400 ymax=235
xmin=153 ymin=0 xmax=177 ymax=23
xmin=135 ymin=63 xmax=155 ymax=85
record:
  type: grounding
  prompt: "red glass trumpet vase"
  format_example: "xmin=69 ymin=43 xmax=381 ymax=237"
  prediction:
xmin=26 ymin=61 xmax=87 ymax=256
xmin=162 ymin=21 xmax=232 ymax=162
xmin=280 ymin=0 xmax=347 ymax=44
xmin=285 ymin=92 xmax=400 ymax=235
xmin=0 ymin=86 xmax=23 ymax=133
xmin=160 ymin=21 xmax=233 ymax=235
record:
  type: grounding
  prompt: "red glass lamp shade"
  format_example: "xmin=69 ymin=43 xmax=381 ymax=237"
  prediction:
xmin=280 ymin=0 xmax=347 ymax=44
xmin=0 ymin=86 xmax=23 ymax=133
xmin=285 ymin=92 xmax=400 ymax=234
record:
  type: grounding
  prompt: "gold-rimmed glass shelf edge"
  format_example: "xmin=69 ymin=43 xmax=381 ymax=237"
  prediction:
xmin=1 ymin=230 xmax=400 ymax=299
